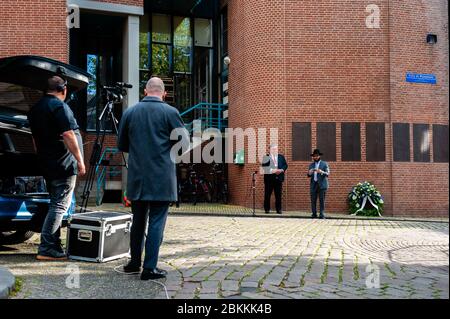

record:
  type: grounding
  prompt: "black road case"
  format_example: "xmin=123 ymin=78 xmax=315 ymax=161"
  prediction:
xmin=67 ymin=211 xmax=132 ymax=263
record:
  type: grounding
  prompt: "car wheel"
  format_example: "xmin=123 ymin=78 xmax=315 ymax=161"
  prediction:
xmin=0 ymin=230 xmax=35 ymax=245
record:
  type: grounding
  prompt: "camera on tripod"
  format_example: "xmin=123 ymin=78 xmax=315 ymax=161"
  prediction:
xmin=102 ymin=82 xmax=133 ymax=104
xmin=80 ymin=81 xmax=132 ymax=213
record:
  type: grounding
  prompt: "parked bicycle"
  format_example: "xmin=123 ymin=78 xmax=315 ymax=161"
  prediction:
xmin=178 ymin=164 xmax=212 ymax=205
xmin=210 ymin=163 xmax=229 ymax=204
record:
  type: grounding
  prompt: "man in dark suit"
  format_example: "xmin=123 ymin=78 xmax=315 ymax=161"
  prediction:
xmin=307 ymin=149 xmax=330 ymax=219
xmin=118 ymin=77 xmax=189 ymax=280
xmin=261 ymin=144 xmax=288 ymax=214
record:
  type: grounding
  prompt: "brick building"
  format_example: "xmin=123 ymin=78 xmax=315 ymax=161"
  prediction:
xmin=0 ymin=0 xmax=448 ymax=217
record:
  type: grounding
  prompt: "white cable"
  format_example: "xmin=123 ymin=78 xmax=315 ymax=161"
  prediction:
xmin=113 ymin=261 xmax=170 ymax=299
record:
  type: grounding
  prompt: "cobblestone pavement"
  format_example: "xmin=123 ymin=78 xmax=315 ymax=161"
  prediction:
xmin=1 ymin=216 xmax=448 ymax=299
xmin=0 ymin=241 xmax=161 ymax=299
xmin=157 ymin=216 xmax=448 ymax=299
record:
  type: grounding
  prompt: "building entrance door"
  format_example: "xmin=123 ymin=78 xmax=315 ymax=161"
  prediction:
xmin=70 ymin=12 xmax=125 ymax=132
xmin=195 ymin=47 xmax=212 ymax=104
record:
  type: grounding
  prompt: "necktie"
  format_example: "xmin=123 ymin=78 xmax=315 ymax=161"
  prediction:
xmin=314 ymin=162 xmax=319 ymax=182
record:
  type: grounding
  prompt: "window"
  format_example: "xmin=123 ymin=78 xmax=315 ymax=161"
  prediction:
xmin=413 ymin=124 xmax=430 ymax=162
xmin=317 ymin=123 xmax=336 ymax=161
xmin=86 ymin=54 xmax=98 ymax=131
xmin=221 ymin=10 xmax=228 ymax=57
xmin=152 ymin=14 xmax=171 ymax=43
xmin=219 ymin=8 xmax=228 ymax=105
xmin=366 ymin=123 xmax=386 ymax=162
xmin=433 ymin=125 xmax=449 ymax=163
xmin=292 ymin=122 xmax=312 ymax=161
xmin=151 ymin=14 xmax=172 ymax=76
xmin=195 ymin=18 xmax=213 ymax=47
xmin=341 ymin=123 xmax=361 ymax=161
xmin=140 ymin=14 xmax=150 ymax=70
xmin=85 ymin=54 xmax=120 ymax=132
xmin=140 ymin=14 xmax=150 ymax=100
xmin=2 ymin=132 xmax=35 ymax=153
xmin=174 ymin=75 xmax=192 ymax=112
xmin=393 ymin=123 xmax=410 ymax=162
xmin=152 ymin=43 xmax=171 ymax=76
xmin=174 ymin=16 xmax=192 ymax=73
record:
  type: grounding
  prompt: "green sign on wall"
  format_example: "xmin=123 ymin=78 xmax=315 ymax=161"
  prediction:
xmin=234 ymin=149 xmax=245 ymax=165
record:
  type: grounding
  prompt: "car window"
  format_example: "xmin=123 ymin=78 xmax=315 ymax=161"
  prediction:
xmin=0 ymin=82 xmax=42 ymax=113
xmin=0 ymin=131 xmax=35 ymax=153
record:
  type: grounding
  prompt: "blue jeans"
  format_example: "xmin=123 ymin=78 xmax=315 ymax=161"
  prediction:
xmin=38 ymin=176 xmax=76 ymax=256
xmin=130 ymin=201 xmax=169 ymax=270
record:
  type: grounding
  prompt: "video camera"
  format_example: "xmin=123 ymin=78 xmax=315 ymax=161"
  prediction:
xmin=102 ymin=82 xmax=133 ymax=104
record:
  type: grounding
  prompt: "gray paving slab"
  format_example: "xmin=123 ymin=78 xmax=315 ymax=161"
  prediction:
xmin=0 ymin=266 xmax=15 ymax=299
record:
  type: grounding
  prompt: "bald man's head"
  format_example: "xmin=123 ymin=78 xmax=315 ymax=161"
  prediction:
xmin=145 ymin=77 xmax=166 ymax=99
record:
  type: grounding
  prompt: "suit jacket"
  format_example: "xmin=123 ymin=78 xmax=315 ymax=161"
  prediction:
xmin=261 ymin=154 xmax=288 ymax=183
xmin=118 ymin=96 xmax=190 ymax=201
xmin=307 ymin=160 xmax=330 ymax=191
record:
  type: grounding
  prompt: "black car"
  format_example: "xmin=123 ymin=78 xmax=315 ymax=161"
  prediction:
xmin=0 ymin=55 xmax=90 ymax=245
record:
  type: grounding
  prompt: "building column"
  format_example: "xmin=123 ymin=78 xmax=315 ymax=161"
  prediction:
xmin=123 ymin=15 xmax=140 ymax=109
xmin=122 ymin=15 xmax=140 ymax=193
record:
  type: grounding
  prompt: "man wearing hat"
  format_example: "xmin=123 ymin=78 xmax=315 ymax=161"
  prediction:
xmin=307 ymin=149 xmax=330 ymax=219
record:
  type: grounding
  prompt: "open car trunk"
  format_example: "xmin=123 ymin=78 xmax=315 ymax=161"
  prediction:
xmin=0 ymin=56 xmax=90 ymax=236
xmin=0 ymin=55 xmax=90 ymax=198
xmin=0 ymin=126 xmax=48 ymax=199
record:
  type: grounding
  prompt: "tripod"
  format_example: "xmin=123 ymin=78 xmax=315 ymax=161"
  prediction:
xmin=79 ymin=98 xmax=128 ymax=213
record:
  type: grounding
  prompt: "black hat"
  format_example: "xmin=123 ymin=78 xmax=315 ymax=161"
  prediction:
xmin=310 ymin=149 xmax=323 ymax=156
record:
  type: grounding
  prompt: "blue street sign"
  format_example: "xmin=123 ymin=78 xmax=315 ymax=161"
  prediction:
xmin=406 ymin=73 xmax=437 ymax=84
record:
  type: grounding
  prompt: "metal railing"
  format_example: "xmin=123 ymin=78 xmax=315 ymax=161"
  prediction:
xmin=180 ymin=102 xmax=227 ymax=133
xmin=96 ymin=147 xmax=122 ymax=205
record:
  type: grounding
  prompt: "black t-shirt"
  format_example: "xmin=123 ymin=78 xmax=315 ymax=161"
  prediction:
xmin=28 ymin=94 xmax=81 ymax=180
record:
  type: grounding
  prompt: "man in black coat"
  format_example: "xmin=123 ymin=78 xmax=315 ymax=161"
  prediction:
xmin=307 ymin=149 xmax=330 ymax=219
xmin=118 ymin=77 xmax=189 ymax=280
xmin=261 ymin=144 xmax=288 ymax=214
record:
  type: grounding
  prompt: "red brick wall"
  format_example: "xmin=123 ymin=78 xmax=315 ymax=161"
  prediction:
xmin=226 ymin=0 xmax=449 ymax=217
xmin=0 ymin=0 xmax=69 ymax=62
xmin=0 ymin=0 xmax=143 ymax=61
xmin=1 ymin=0 xmax=448 ymax=217
xmin=389 ymin=0 xmax=449 ymax=216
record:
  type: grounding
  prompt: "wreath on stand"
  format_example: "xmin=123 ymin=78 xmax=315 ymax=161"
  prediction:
xmin=348 ymin=181 xmax=384 ymax=217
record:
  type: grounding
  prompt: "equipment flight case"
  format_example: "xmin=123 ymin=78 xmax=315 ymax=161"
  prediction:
xmin=67 ymin=211 xmax=132 ymax=263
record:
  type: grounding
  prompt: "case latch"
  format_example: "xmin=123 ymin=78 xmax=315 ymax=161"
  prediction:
xmin=105 ymin=224 xmax=113 ymax=237
xmin=125 ymin=221 xmax=132 ymax=233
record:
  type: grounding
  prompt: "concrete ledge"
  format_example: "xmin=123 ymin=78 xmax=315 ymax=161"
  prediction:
xmin=0 ymin=266 xmax=15 ymax=299
xmin=91 ymin=203 xmax=450 ymax=224
xmin=67 ymin=0 xmax=144 ymax=16
xmin=169 ymin=211 xmax=450 ymax=224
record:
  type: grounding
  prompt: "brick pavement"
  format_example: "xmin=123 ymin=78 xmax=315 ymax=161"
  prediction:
xmin=154 ymin=216 xmax=449 ymax=299
xmin=1 ymin=215 xmax=447 ymax=299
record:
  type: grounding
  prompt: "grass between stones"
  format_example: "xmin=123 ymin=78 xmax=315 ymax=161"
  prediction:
xmin=384 ymin=263 xmax=397 ymax=278
xmin=320 ymin=247 xmax=332 ymax=284
xmin=9 ymin=277 xmax=23 ymax=298
xmin=353 ymin=255 xmax=360 ymax=281
xmin=300 ymin=243 xmax=322 ymax=287
xmin=338 ymin=250 xmax=345 ymax=284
